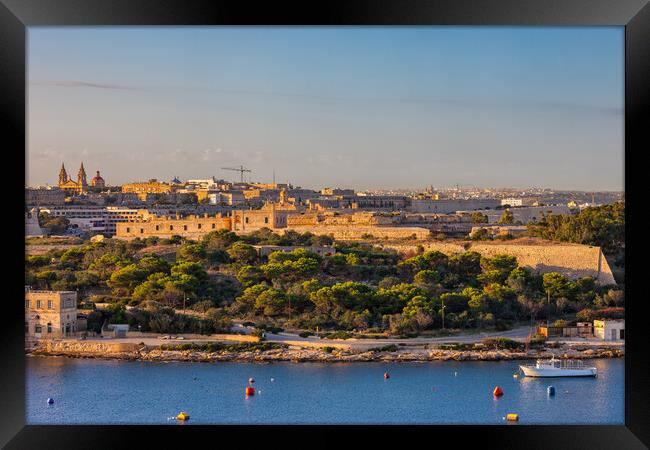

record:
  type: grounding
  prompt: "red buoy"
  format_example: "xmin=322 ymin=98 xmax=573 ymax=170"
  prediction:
xmin=245 ymin=386 xmax=255 ymax=396
xmin=493 ymin=386 xmax=504 ymax=397
xmin=384 ymin=372 xmax=390 ymax=379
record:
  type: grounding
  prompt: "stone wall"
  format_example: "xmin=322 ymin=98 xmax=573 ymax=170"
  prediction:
xmin=33 ymin=340 xmax=142 ymax=355
xmin=376 ymin=239 xmax=616 ymax=285
xmin=286 ymin=226 xmax=430 ymax=240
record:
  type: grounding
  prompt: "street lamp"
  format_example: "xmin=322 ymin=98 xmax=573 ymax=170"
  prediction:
xmin=441 ymin=299 xmax=446 ymax=330
xmin=183 ymin=297 xmax=189 ymax=314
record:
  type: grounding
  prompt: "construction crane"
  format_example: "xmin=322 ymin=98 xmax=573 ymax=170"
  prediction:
xmin=221 ymin=165 xmax=252 ymax=183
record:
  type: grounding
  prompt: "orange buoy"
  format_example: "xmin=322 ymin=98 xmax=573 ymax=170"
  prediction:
xmin=245 ymin=386 xmax=255 ymax=396
xmin=248 ymin=377 xmax=255 ymax=384
xmin=493 ymin=386 xmax=504 ymax=397
xmin=384 ymin=372 xmax=390 ymax=379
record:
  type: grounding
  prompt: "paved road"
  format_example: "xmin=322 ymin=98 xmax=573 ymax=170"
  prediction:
xmin=232 ymin=323 xmax=535 ymax=347
xmin=72 ymin=324 xmax=622 ymax=349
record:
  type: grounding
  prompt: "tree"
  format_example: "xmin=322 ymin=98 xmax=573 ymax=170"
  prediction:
xmin=402 ymin=295 xmax=434 ymax=317
xmin=138 ymin=255 xmax=171 ymax=275
xmin=236 ymin=265 xmax=265 ymax=287
xmin=254 ymin=288 xmax=287 ymax=316
xmin=439 ymin=292 xmax=470 ymax=313
xmin=498 ymin=209 xmax=514 ymax=224
xmin=227 ymin=242 xmax=258 ymax=265
xmin=471 ymin=212 xmax=489 ymax=223
xmin=413 ymin=269 xmax=441 ymax=287
xmin=202 ymin=229 xmax=240 ymax=251
xmin=39 ymin=212 xmax=70 ymax=234
xmin=107 ymin=264 xmax=148 ymax=294
xmin=60 ymin=247 xmax=87 ymax=269
xmin=478 ymin=254 xmax=518 ymax=284
xmin=176 ymin=243 xmax=206 ymax=262
xmin=542 ymin=272 xmax=577 ymax=301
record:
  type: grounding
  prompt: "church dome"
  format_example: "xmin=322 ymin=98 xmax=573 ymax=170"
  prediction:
xmin=91 ymin=171 xmax=105 ymax=187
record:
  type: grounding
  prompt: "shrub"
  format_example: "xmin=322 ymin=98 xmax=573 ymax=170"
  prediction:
xmin=298 ymin=331 xmax=313 ymax=338
xmin=482 ymin=337 xmax=524 ymax=350
xmin=322 ymin=346 xmax=335 ymax=353
xmin=321 ymin=331 xmax=353 ymax=340
xmin=368 ymin=344 xmax=399 ymax=353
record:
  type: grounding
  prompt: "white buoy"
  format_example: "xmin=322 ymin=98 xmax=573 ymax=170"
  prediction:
xmin=454 ymin=372 xmax=458 ymax=376
xmin=270 ymin=378 xmax=275 ymax=382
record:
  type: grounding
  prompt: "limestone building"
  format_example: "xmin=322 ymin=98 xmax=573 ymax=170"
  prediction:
xmin=25 ymin=187 xmax=66 ymax=206
xmin=25 ymin=289 xmax=80 ymax=338
xmin=90 ymin=171 xmax=105 ymax=188
xmin=116 ymin=213 xmax=232 ymax=239
xmin=122 ymin=179 xmax=174 ymax=200
xmin=58 ymin=162 xmax=89 ymax=194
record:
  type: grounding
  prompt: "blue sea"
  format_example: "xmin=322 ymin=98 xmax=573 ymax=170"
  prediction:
xmin=26 ymin=356 xmax=624 ymax=425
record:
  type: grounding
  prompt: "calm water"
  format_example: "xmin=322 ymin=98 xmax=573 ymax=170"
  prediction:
xmin=26 ymin=356 xmax=624 ymax=425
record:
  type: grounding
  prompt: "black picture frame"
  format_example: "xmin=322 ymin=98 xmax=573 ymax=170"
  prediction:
xmin=1 ymin=0 xmax=648 ymax=448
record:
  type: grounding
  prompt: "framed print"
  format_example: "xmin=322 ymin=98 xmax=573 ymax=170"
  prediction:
xmin=1 ymin=0 xmax=648 ymax=448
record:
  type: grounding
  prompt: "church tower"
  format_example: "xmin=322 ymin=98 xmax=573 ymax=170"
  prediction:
xmin=77 ymin=162 xmax=88 ymax=187
xmin=58 ymin=163 xmax=68 ymax=187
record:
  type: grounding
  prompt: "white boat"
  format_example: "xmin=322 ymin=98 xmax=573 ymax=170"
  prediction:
xmin=519 ymin=356 xmax=597 ymax=377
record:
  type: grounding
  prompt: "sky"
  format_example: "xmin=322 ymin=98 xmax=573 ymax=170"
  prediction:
xmin=27 ymin=27 xmax=624 ymax=191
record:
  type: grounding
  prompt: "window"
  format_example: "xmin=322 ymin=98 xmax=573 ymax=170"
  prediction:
xmin=212 ymin=223 xmax=216 ymax=229
xmin=25 ymin=322 xmax=28 ymax=333
xmin=156 ymin=225 xmax=159 ymax=231
xmin=47 ymin=323 xmax=52 ymax=333
xmin=170 ymin=225 xmax=174 ymax=230
xmin=620 ymin=329 xmax=625 ymax=340
xmin=48 ymin=300 xmax=53 ymax=310
xmin=126 ymin=227 xmax=130 ymax=233
xmin=264 ymin=217 xmax=269 ymax=224
xmin=183 ymin=225 xmax=187 ymax=231
xmin=35 ymin=325 xmax=42 ymax=333
xmin=140 ymin=228 xmax=144 ymax=234
xmin=197 ymin=224 xmax=201 ymax=229
xmin=245 ymin=217 xmax=249 ymax=224
xmin=25 ymin=300 xmax=29 ymax=309
xmin=36 ymin=300 xmax=42 ymax=309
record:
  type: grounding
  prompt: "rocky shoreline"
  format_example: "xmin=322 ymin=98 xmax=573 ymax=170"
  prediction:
xmin=28 ymin=342 xmax=624 ymax=363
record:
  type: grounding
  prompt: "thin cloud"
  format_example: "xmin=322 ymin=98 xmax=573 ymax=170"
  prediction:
xmin=31 ymin=80 xmax=142 ymax=90
xmin=30 ymin=79 xmax=622 ymax=114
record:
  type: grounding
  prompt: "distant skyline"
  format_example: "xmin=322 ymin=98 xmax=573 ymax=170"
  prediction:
xmin=27 ymin=27 xmax=624 ymax=191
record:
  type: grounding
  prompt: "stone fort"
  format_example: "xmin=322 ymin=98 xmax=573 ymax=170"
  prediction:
xmin=376 ymin=239 xmax=617 ymax=286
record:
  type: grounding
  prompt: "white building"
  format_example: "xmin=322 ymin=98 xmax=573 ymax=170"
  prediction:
xmin=208 ymin=191 xmax=246 ymax=206
xmin=408 ymin=198 xmax=500 ymax=214
xmin=593 ymin=319 xmax=625 ymax=341
xmin=40 ymin=206 xmax=146 ymax=236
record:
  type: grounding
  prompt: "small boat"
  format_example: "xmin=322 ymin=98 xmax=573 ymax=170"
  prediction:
xmin=519 ymin=356 xmax=596 ymax=377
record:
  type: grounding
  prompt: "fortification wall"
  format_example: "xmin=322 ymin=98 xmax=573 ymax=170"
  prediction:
xmin=286 ymin=226 xmax=430 ymax=240
xmin=377 ymin=240 xmax=616 ymax=286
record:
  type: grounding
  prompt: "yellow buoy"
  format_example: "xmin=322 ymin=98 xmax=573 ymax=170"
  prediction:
xmin=177 ymin=412 xmax=190 ymax=421
xmin=506 ymin=413 xmax=519 ymax=422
